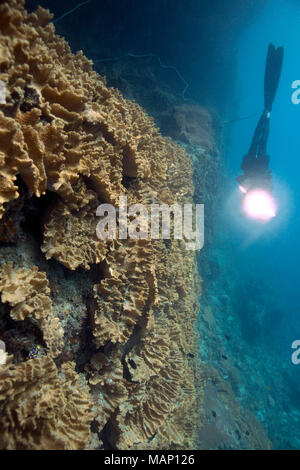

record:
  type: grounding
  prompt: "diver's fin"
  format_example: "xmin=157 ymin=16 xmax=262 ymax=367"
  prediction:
xmin=264 ymin=43 xmax=284 ymax=113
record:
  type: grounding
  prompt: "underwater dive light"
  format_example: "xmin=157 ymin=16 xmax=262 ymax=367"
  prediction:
xmin=241 ymin=188 xmax=277 ymax=221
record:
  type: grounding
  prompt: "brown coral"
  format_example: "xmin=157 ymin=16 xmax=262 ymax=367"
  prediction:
xmin=42 ymin=187 xmax=107 ymax=270
xmin=115 ymin=326 xmax=197 ymax=449
xmin=93 ymin=237 xmax=157 ymax=347
xmin=0 ymin=263 xmax=63 ymax=357
xmin=0 ymin=356 xmax=93 ymax=450
xmin=87 ymin=348 xmax=129 ymax=431
xmin=0 ymin=0 xmax=204 ymax=450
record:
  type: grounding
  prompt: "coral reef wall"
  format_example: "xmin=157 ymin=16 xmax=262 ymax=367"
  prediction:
xmin=0 ymin=0 xmax=202 ymax=449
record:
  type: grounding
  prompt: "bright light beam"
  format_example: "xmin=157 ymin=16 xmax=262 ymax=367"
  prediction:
xmin=242 ymin=189 xmax=277 ymax=222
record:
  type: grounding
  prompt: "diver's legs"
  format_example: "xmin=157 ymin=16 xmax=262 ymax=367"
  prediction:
xmin=257 ymin=114 xmax=269 ymax=158
xmin=248 ymin=113 xmax=267 ymax=156
xmin=248 ymin=43 xmax=283 ymax=156
xmin=264 ymin=44 xmax=284 ymax=113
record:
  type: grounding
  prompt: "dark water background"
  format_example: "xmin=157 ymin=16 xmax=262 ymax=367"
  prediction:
xmin=25 ymin=0 xmax=300 ymax=449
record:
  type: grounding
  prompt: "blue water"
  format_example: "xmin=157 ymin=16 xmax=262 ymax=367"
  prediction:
xmin=229 ymin=2 xmax=300 ymax=358
xmin=217 ymin=0 xmax=300 ymax=448
xmin=227 ymin=0 xmax=300 ymax=304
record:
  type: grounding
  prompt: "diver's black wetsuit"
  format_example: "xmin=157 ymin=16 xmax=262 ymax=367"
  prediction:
xmin=238 ymin=44 xmax=284 ymax=190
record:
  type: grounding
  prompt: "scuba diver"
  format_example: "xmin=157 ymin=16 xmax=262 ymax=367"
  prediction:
xmin=237 ymin=43 xmax=284 ymax=194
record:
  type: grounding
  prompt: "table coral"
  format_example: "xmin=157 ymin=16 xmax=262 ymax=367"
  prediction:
xmin=0 ymin=263 xmax=63 ymax=357
xmin=0 ymin=356 xmax=93 ymax=450
xmin=42 ymin=188 xmax=107 ymax=270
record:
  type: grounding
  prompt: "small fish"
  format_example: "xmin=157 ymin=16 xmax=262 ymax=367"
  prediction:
xmin=28 ymin=345 xmax=41 ymax=359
